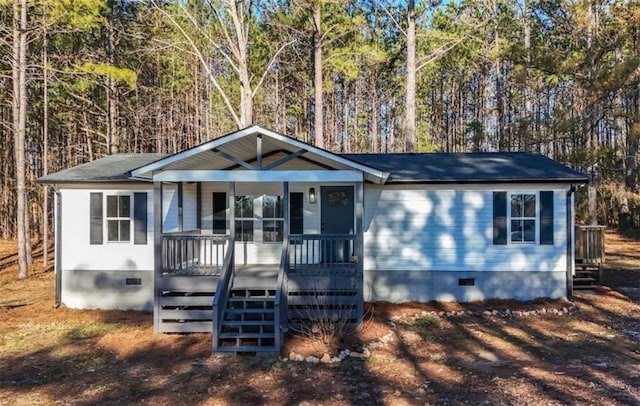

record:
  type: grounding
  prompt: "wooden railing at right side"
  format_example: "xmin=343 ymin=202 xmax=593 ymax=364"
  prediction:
xmin=575 ymin=225 xmax=606 ymax=265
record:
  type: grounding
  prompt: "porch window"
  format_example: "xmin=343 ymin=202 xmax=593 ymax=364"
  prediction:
xmin=509 ymin=193 xmax=536 ymax=243
xmin=235 ymin=196 xmax=254 ymax=241
xmin=106 ymin=195 xmax=131 ymax=242
xmin=263 ymin=195 xmax=283 ymax=242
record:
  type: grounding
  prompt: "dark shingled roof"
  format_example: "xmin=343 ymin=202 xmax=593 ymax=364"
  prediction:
xmin=38 ymin=151 xmax=587 ymax=184
xmin=38 ymin=153 xmax=169 ymax=184
xmin=343 ymin=152 xmax=588 ymax=183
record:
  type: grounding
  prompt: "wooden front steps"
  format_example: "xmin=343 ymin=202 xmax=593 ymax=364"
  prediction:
xmin=573 ymin=264 xmax=601 ymax=290
xmin=215 ymin=288 xmax=278 ymax=353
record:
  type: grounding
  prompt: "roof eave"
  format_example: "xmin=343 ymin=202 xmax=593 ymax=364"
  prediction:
xmin=36 ymin=178 xmax=153 ymax=185
xmin=385 ymin=177 xmax=589 ymax=185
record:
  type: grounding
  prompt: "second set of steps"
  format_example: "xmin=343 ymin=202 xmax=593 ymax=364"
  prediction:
xmin=216 ymin=288 xmax=277 ymax=353
xmin=573 ymin=264 xmax=601 ymax=290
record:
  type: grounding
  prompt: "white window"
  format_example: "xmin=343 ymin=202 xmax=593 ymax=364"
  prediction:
xmin=106 ymin=195 xmax=131 ymax=242
xmin=234 ymin=196 xmax=254 ymax=242
xmin=509 ymin=193 xmax=536 ymax=243
xmin=263 ymin=195 xmax=284 ymax=242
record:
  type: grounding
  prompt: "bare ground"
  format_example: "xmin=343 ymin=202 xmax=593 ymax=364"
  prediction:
xmin=1 ymin=235 xmax=639 ymax=405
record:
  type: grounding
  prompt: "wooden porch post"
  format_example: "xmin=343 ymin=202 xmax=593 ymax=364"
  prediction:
xmin=355 ymin=181 xmax=364 ymax=320
xmin=177 ymin=182 xmax=183 ymax=232
xmin=228 ymin=181 xmax=235 ymax=239
xmin=153 ymin=181 xmax=163 ymax=333
xmin=196 ymin=182 xmax=202 ymax=230
xmin=283 ymin=182 xmax=289 ymax=242
xmin=257 ymin=134 xmax=263 ymax=169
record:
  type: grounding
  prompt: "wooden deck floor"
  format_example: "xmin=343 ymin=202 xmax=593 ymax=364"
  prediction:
xmin=233 ymin=264 xmax=279 ymax=288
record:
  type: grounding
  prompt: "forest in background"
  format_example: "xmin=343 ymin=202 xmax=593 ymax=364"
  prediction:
xmin=1 ymin=1 xmax=640 ymax=274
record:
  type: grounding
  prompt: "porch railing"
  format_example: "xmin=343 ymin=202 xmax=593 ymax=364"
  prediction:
xmin=161 ymin=232 xmax=229 ymax=275
xmin=289 ymin=234 xmax=359 ymax=275
xmin=274 ymin=241 xmax=290 ymax=350
xmin=575 ymin=225 xmax=606 ymax=265
xmin=212 ymin=236 xmax=235 ymax=350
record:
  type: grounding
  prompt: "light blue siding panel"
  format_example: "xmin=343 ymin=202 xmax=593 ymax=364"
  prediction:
xmin=363 ymin=186 xmax=568 ymax=273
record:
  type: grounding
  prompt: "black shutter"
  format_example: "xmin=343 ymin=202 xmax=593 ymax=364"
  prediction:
xmin=212 ymin=192 xmax=227 ymax=234
xmin=133 ymin=192 xmax=148 ymax=244
xmin=90 ymin=192 xmax=103 ymax=244
xmin=539 ymin=191 xmax=554 ymax=245
xmin=290 ymin=192 xmax=304 ymax=235
xmin=493 ymin=191 xmax=507 ymax=245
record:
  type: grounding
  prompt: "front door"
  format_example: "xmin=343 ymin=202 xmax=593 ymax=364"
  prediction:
xmin=321 ymin=186 xmax=355 ymax=263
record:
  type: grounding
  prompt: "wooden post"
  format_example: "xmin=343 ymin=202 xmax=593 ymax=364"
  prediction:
xmin=283 ymin=182 xmax=289 ymax=242
xmin=257 ymin=134 xmax=263 ymax=169
xmin=355 ymin=181 xmax=364 ymax=320
xmin=588 ymin=168 xmax=597 ymax=225
xmin=196 ymin=182 xmax=202 ymax=230
xmin=228 ymin=181 xmax=235 ymax=241
xmin=177 ymin=182 xmax=183 ymax=232
xmin=153 ymin=181 xmax=163 ymax=333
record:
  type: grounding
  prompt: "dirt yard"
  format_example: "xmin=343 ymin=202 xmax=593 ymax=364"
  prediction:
xmin=1 ymin=233 xmax=640 ymax=405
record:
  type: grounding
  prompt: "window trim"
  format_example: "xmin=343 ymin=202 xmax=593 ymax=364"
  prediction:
xmin=105 ymin=193 xmax=132 ymax=243
xmin=508 ymin=191 xmax=539 ymax=244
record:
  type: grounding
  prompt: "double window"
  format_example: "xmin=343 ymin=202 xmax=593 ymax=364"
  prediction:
xmin=219 ymin=193 xmax=303 ymax=242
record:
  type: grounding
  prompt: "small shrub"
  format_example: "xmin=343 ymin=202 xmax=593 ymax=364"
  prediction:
xmin=412 ymin=317 xmax=440 ymax=329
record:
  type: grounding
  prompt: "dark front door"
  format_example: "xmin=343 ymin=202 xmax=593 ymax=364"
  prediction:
xmin=321 ymin=186 xmax=354 ymax=263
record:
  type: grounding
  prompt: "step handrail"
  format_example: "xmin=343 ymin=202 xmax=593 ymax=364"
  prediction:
xmin=212 ymin=236 xmax=235 ymax=349
xmin=274 ymin=240 xmax=290 ymax=351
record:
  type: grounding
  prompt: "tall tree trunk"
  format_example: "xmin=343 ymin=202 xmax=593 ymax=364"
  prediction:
xmin=106 ymin=0 xmax=119 ymax=154
xmin=230 ymin=0 xmax=252 ymax=127
xmin=13 ymin=0 xmax=29 ymax=279
xmin=404 ymin=0 xmax=417 ymax=152
xmin=313 ymin=1 xmax=324 ymax=148
xmin=43 ymin=4 xmax=49 ymax=267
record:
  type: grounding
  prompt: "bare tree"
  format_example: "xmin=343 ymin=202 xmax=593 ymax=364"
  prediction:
xmin=405 ymin=0 xmax=416 ymax=152
xmin=155 ymin=1 xmax=292 ymax=129
xmin=313 ymin=1 xmax=324 ymax=148
xmin=13 ymin=0 xmax=31 ymax=279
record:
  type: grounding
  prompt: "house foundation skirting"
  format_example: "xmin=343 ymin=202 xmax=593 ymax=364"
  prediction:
xmin=363 ymin=270 xmax=567 ymax=303
xmin=61 ymin=269 xmax=153 ymax=311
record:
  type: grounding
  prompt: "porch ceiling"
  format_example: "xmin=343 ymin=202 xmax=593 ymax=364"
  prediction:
xmin=130 ymin=125 xmax=389 ymax=184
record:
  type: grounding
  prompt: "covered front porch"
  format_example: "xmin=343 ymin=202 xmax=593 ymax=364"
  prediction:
xmin=130 ymin=126 xmax=386 ymax=352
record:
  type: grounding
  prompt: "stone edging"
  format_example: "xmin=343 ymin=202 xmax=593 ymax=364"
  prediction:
xmin=282 ymin=303 xmax=578 ymax=364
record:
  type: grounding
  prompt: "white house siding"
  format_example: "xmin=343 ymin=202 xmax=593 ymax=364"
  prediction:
xmin=58 ymin=184 xmax=156 ymax=310
xmin=363 ymin=183 xmax=571 ymax=303
xmin=162 ymin=183 xmax=178 ymax=233
xmin=183 ymin=183 xmax=198 ymax=231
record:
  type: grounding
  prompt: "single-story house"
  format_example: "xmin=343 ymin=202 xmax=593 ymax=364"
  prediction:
xmin=38 ymin=125 xmax=588 ymax=352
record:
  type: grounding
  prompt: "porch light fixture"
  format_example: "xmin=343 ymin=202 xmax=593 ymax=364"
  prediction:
xmin=308 ymin=187 xmax=317 ymax=204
